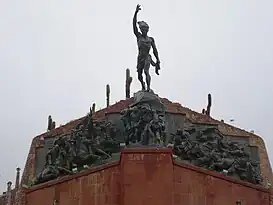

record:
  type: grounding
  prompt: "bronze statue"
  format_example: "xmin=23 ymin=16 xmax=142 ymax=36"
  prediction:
xmin=133 ymin=4 xmax=161 ymax=91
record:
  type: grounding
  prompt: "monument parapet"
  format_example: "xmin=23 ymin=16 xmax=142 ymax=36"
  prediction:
xmin=22 ymin=148 xmax=271 ymax=205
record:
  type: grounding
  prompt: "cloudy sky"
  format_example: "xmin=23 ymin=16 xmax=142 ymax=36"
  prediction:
xmin=0 ymin=0 xmax=273 ymax=192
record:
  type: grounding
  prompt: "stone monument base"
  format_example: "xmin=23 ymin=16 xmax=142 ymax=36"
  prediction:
xmin=130 ymin=90 xmax=165 ymax=112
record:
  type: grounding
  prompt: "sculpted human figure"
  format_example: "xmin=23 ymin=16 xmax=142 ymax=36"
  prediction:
xmin=133 ymin=4 xmax=161 ymax=91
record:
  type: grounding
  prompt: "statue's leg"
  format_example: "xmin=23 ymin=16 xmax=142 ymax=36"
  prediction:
xmin=144 ymin=59 xmax=151 ymax=91
xmin=137 ymin=58 xmax=146 ymax=90
xmin=137 ymin=69 xmax=145 ymax=90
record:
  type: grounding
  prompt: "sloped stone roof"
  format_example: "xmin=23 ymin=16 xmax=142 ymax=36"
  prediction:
xmin=38 ymin=97 xmax=259 ymax=140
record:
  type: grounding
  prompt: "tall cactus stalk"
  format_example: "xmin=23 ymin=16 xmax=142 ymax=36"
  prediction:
xmin=125 ymin=68 xmax=133 ymax=99
xmin=92 ymin=103 xmax=96 ymax=113
xmin=106 ymin=84 xmax=110 ymax=107
xmin=206 ymin=93 xmax=212 ymax=116
xmin=52 ymin=121 xmax=56 ymax=129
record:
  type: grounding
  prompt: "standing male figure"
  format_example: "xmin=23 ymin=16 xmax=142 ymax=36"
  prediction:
xmin=133 ymin=4 xmax=161 ymax=91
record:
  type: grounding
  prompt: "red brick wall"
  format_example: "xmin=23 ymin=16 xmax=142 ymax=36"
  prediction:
xmin=24 ymin=148 xmax=271 ymax=205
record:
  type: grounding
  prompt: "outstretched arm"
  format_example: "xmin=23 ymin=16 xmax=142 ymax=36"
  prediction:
xmin=151 ymin=38 xmax=160 ymax=63
xmin=133 ymin=5 xmax=141 ymax=37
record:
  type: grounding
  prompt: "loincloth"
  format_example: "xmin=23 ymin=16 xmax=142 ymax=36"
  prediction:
xmin=137 ymin=54 xmax=152 ymax=72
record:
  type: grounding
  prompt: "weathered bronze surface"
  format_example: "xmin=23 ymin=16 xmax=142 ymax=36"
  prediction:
xmin=133 ymin=4 xmax=161 ymax=91
xmin=172 ymin=125 xmax=262 ymax=184
xmin=34 ymin=111 xmax=120 ymax=185
xmin=121 ymin=90 xmax=166 ymax=147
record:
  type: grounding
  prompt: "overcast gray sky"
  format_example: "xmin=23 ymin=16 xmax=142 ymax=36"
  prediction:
xmin=0 ymin=0 xmax=273 ymax=192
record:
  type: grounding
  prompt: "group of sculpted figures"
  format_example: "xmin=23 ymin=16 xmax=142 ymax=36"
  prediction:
xmin=35 ymin=102 xmax=166 ymax=185
xmin=35 ymin=106 xmax=262 ymax=185
xmin=173 ymin=126 xmax=262 ymax=184
xmin=34 ymin=110 xmax=120 ymax=185
xmin=121 ymin=104 xmax=166 ymax=146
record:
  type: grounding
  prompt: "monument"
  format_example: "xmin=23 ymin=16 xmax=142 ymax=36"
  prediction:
xmin=28 ymin=5 xmax=265 ymax=187
xmin=1 ymin=5 xmax=272 ymax=205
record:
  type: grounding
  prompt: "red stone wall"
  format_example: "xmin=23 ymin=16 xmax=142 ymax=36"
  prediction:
xmin=173 ymin=164 xmax=270 ymax=204
xmin=25 ymin=163 xmax=120 ymax=205
xmin=120 ymin=149 xmax=173 ymax=205
xmin=24 ymin=149 xmax=271 ymax=205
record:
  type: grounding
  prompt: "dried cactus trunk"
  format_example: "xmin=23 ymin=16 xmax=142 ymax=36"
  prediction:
xmin=206 ymin=93 xmax=212 ymax=116
xmin=106 ymin=84 xmax=110 ymax=107
xmin=92 ymin=103 xmax=96 ymax=113
xmin=52 ymin=121 xmax=56 ymax=129
xmin=47 ymin=115 xmax=52 ymax=131
xmin=125 ymin=68 xmax=132 ymax=99
xmin=47 ymin=115 xmax=56 ymax=130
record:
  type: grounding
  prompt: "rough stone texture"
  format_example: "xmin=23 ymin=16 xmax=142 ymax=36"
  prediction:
xmin=25 ymin=163 xmax=120 ymax=205
xmin=19 ymin=149 xmax=271 ymax=205
xmin=21 ymin=137 xmax=42 ymax=187
xmin=120 ymin=149 xmax=173 ymax=205
xmin=0 ymin=195 xmax=5 ymax=205
xmin=16 ymin=97 xmax=273 ymax=205
xmin=35 ymin=136 xmax=56 ymax=175
xmin=249 ymin=134 xmax=273 ymax=187
xmin=105 ymin=113 xmax=125 ymax=143
xmin=173 ymin=163 xmax=270 ymax=204
xmin=131 ymin=90 xmax=165 ymax=112
xmin=0 ymin=189 xmax=17 ymax=205
xmin=164 ymin=113 xmax=185 ymax=143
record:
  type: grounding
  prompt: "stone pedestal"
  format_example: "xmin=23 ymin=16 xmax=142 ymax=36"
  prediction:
xmin=130 ymin=90 xmax=166 ymax=112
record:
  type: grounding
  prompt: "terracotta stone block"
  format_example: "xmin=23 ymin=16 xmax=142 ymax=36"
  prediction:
xmin=120 ymin=148 xmax=174 ymax=205
xmin=173 ymin=164 xmax=270 ymax=205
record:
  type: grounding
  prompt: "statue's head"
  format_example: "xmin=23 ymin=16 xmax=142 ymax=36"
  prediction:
xmin=138 ymin=21 xmax=149 ymax=35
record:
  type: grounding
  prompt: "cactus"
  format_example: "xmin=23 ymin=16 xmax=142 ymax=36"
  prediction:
xmin=125 ymin=68 xmax=132 ymax=99
xmin=92 ymin=103 xmax=96 ymax=113
xmin=89 ymin=107 xmax=92 ymax=115
xmin=106 ymin=84 xmax=110 ymax=107
xmin=52 ymin=121 xmax=56 ymax=129
xmin=206 ymin=93 xmax=212 ymax=116
xmin=47 ymin=115 xmax=52 ymax=131
xmin=47 ymin=115 xmax=57 ymax=130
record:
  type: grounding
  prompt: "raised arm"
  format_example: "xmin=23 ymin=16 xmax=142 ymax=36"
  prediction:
xmin=133 ymin=5 xmax=141 ymax=37
xmin=151 ymin=37 xmax=160 ymax=63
